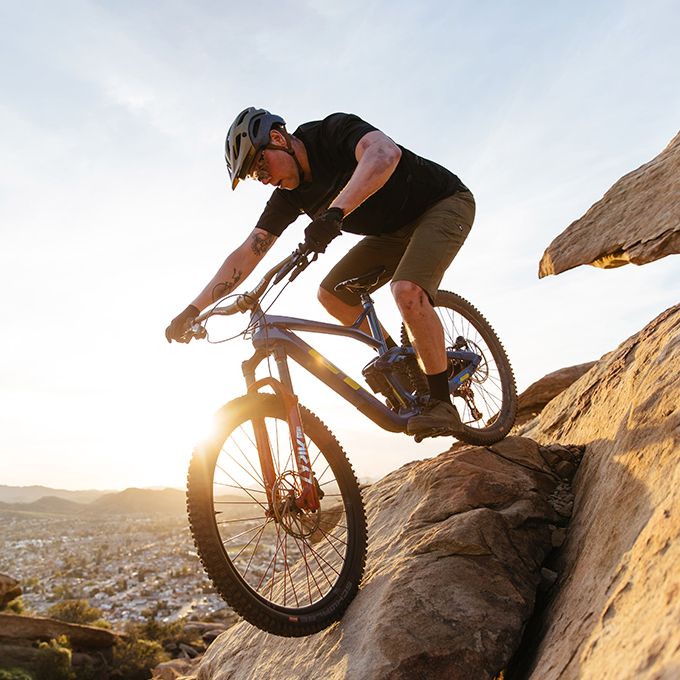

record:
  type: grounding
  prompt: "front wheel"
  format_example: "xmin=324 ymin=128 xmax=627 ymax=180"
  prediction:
xmin=402 ymin=290 xmax=517 ymax=445
xmin=186 ymin=393 xmax=367 ymax=637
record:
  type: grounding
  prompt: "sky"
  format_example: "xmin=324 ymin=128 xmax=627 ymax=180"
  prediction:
xmin=1 ymin=0 xmax=678 ymax=490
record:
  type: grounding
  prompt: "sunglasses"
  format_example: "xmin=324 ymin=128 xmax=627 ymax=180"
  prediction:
xmin=247 ymin=149 xmax=270 ymax=182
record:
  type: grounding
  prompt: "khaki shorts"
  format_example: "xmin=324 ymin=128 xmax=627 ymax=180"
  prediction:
xmin=320 ymin=190 xmax=475 ymax=305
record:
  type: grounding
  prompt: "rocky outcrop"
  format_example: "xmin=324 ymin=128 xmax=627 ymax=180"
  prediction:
xmin=0 ymin=612 xmax=120 ymax=677
xmin=0 ymin=574 xmax=21 ymax=609
xmin=190 ymin=437 xmax=581 ymax=680
xmin=517 ymin=304 xmax=680 ymax=678
xmin=539 ymin=130 xmax=680 ymax=277
xmin=514 ymin=362 xmax=597 ymax=426
xmin=0 ymin=612 xmax=119 ymax=650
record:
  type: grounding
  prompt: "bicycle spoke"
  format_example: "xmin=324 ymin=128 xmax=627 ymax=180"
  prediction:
xmin=214 ymin=463 xmax=268 ymax=512
xmin=218 ymin=521 xmax=269 ymax=544
xmin=215 ymin=515 xmax=268 ymax=524
xmin=214 ymin=480 xmax=267 ymax=496
xmin=231 ymin=518 xmax=270 ymax=566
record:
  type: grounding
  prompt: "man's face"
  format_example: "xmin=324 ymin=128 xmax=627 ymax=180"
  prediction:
xmin=247 ymin=130 xmax=300 ymax=190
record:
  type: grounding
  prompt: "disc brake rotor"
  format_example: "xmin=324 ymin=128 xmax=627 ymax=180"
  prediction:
xmin=272 ymin=471 xmax=320 ymax=539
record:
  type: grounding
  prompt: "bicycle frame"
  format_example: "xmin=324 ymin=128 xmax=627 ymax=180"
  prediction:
xmin=242 ymin=307 xmax=409 ymax=435
xmin=239 ymin=292 xmax=481 ymax=444
xmin=218 ymin=284 xmax=481 ymax=516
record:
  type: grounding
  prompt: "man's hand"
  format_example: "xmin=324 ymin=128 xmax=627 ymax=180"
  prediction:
xmin=303 ymin=208 xmax=344 ymax=254
xmin=165 ymin=304 xmax=200 ymax=343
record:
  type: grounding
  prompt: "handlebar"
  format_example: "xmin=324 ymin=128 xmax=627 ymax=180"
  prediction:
xmin=189 ymin=246 xmax=315 ymax=334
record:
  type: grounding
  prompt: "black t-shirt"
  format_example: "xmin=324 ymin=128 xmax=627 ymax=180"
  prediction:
xmin=255 ymin=113 xmax=468 ymax=237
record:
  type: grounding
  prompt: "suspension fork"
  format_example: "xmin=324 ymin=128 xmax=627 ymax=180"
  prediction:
xmin=241 ymin=347 xmax=320 ymax=514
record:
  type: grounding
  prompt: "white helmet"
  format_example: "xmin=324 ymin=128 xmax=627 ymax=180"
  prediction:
xmin=225 ymin=107 xmax=285 ymax=189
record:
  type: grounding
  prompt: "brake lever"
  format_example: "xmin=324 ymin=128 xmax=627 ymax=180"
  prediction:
xmin=273 ymin=248 xmax=315 ymax=285
xmin=289 ymin=251 xmax=317 ymax=283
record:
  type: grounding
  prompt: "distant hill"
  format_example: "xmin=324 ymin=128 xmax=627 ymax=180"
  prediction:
xmin=18 ymin=496 xmax=87 ymax=514
xmin=0 ymin=485 xmax=111 ymax=505
xmin=0 ymin=486 xmax=256 ymax=517
xmin=0 ymin=487 xmax=187 ymax=516
xmin=90 ymin=487 xmax=187 ymax=515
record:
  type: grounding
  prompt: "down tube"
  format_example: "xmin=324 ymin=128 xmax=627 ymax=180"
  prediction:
xmin=282 ymin=337 xmax=408 ymax=434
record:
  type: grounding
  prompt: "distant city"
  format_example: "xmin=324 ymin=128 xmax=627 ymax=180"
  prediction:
xmin=1 ymin=486 xmax=233 ymax=625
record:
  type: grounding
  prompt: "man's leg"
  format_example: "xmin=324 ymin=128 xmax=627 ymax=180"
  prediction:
xmin=391 ymin=280 xmax=446 ymax=374
xmin=392 ymin=280 xmax=462 ymax=435
xmin=389 ymin=192 xmax=476 ymax=435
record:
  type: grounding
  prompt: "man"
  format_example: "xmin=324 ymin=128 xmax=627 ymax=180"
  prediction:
xmin=166 ymin=107 xmax=475 ymax=438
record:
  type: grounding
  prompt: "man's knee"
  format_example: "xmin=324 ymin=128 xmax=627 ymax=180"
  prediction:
xmin=391 ymin=280 xmax=429 ymax=312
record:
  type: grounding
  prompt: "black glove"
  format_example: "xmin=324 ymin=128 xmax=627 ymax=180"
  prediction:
xmin=165 ymin=304 xmax=200 ymax=343
xmin=303 ymin=207 xmax=344 ymax=254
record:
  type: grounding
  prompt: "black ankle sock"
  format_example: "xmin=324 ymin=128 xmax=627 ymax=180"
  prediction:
xmin=426 ymin=370 xmax=452 ymax=404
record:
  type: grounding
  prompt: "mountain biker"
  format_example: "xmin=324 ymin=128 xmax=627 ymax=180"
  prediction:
xmin=165 ymin=107 xmax=475 ymax=438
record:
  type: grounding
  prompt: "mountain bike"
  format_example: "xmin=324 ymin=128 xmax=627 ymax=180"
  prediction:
xmin=183 ymin=248 xmax=517 ymax=637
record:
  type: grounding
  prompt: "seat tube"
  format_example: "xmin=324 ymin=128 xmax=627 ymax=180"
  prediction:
xmin=361 ymin=292 xmax=387 ymax=352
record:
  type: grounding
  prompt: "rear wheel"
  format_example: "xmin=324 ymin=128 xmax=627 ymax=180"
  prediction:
xmin=186 ymin=393 xmax=367 ymax=637
xmin=402 ymin=290 xmax=517 ymax=445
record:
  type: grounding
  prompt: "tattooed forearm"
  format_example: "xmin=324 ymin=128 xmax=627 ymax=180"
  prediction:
xmin=211 ymin=268 xmax=243 ymax=302
xmin=251 ymin=231 xmax=275 ymax=256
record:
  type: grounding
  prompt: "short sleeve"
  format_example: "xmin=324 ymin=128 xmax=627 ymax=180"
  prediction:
xmin=255 ymin=189 xmax=303 ymax=236
xmin=320 ymin=113 xmax=379 ymax=164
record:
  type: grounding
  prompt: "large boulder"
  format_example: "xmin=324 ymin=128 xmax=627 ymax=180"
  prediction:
xmin=190 ymin=437 xmax=581 ymax=680
xmin=517 ymin=303 xmax=680 ymax=678
xmin=514 ymin=362 xmax=597 ymax=426
xmin=539 ymin=130 xmax=680 ymax=277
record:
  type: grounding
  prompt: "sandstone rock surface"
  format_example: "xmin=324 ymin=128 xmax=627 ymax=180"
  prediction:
xmin=153 ymin=657 xmax=201 ymax=680
xmin=539 ymin=130 xmax=680 ymax=277
xmin=515 ymin=362 xmax=597 ymax=426
xmin=518 ymin=304 xmax=680 ymax=678
xmin=191 ymin=437 xmax=581 ymax=680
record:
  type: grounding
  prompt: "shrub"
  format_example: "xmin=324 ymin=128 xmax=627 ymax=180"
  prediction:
xmin=35 ymin=637 xmax=75 ymax=680
xmin=0 ymin=669 xmax=34 ymax=680
xmin=110 ymin=638 xmax=167 ymax=680
xmin=128 ymin=613 xmax=201 ymax=650
xmin=5 ymin=597 xmax=25 ymax=614
xmin=47 ymin=600 xmax=103 ymax=625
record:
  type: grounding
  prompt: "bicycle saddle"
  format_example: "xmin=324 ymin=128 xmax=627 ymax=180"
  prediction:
xmin=334 ymin=266 xmax=387 ymax=294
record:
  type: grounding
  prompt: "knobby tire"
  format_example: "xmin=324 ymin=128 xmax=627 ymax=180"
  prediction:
xmin=186 ymin=393 xmax=367 ymax=637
